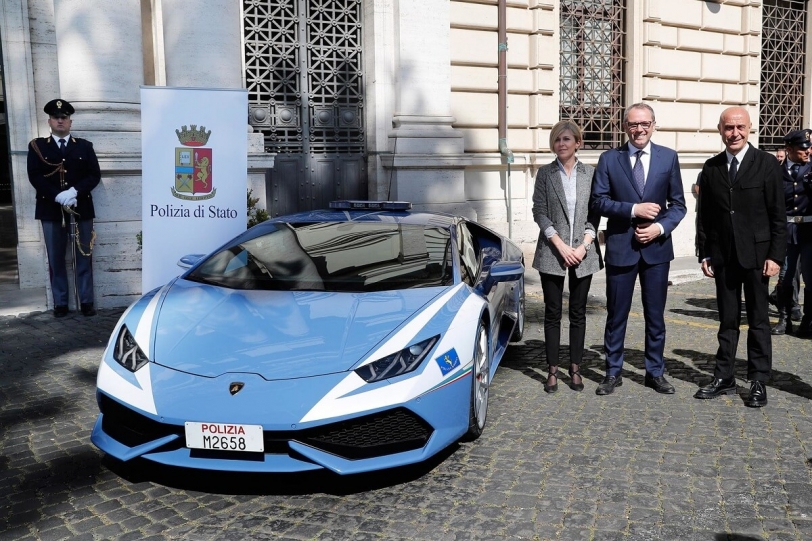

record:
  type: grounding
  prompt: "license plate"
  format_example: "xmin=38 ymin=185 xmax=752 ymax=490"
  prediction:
xmin=184 ymin=422 xmax=264 ymax=452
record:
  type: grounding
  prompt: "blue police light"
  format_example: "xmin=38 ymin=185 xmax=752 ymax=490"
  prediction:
xmin=329 ymin=200 xmax=412 ymax=211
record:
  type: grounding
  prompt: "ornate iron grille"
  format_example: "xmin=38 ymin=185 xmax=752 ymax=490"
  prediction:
xmin=559 ymin=0 xmax=626 ymax=150
xmin=760 ymin=0 xmax=807 ymax=150
xmin=243 ymin=0 xmax=364 ymax=155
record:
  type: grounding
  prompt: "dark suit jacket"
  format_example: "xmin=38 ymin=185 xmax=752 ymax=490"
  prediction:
xmin=27 ymin=136 xmax=101 ymax=221
xmin=696 ymin=144 xmax=786 ymax=269
xmin=782 ymin=159 xmax=812 ymax=244
xmin=590 ymin=142 xmax=687 ymax=266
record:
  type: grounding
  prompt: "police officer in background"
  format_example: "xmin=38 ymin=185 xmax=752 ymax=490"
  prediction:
xmin=27 ymin=99 xmax=101 ymax=317
xmin=772 ymin=129 xmax=812 ymax=336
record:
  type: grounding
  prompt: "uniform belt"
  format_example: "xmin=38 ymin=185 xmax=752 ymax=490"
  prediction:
xmin=788 ymin=215 xmax=812 ymax=223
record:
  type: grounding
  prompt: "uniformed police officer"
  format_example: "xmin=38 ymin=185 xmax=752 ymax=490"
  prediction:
xmin=27 ymin=99 xmax=101 ymax=317
xmin=772 ymin=129 xmax=812 ymax=336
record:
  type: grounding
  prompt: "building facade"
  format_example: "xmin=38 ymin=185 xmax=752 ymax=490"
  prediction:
xmin=0 ymin=0 xmax=809 ymax=308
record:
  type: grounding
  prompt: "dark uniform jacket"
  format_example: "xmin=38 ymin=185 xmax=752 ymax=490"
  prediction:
xmin=27 ymin=136 xmax=101 ymax=221
xmin=696 ymin=143 xmax=786 ymax=269
xmin=782 ymin=159 xmax=812 ymax=244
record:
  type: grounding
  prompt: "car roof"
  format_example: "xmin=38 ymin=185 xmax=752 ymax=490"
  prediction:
xmin=265 ymin=209 xmax=460 ymax=228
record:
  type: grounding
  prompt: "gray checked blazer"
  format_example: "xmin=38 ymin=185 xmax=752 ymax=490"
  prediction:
xmin=532 ymin=159 xmax=603 ymax=278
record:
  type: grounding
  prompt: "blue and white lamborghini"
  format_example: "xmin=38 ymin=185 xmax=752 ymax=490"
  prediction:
xmin=92 ymin=201 xmax=525 ymax=474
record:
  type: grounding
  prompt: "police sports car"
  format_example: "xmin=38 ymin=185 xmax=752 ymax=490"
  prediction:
xmin=92 ymin=201 xmax=525 ymax=474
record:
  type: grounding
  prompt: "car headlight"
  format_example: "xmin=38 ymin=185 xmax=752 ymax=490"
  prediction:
xmin=355 ymin=335 xmax=440 ymax=383
xmin=112 ymin=324 xmax=149 ymax=372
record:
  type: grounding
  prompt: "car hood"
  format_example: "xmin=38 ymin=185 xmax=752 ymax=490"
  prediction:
xmin=151 ymin=279 xmax=445 ymax=380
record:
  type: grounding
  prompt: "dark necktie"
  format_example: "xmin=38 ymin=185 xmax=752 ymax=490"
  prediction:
xmin=58 ymin=138 xmax=67 ymax=155
xmin=791 ymin=163 xmax=800 ymax=179
xmin=633 ymin=150 xmax=645 ymax=194
xmin=729 ymin=156 xmax=738 ymax=184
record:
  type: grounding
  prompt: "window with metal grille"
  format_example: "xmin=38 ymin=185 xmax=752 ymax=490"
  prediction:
xmin=760 ymin=0 xmax=807 ymax=150
xmin=559 ymin=0 xmax=627 ymax=150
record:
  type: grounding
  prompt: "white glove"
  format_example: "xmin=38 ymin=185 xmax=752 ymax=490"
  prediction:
xmin=65 ymin=197 xmax=78 ymax=207
xmin=55 ymin=187 xmax=77 ymax=205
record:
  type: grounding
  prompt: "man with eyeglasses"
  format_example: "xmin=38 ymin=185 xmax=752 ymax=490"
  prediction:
xmin=590 ymin=103 xmax=687 ymax=396
xmin=27 ymin=98 xmax=101 ymax=317
xmin=695 ymin=107 xmax=786 ymax=407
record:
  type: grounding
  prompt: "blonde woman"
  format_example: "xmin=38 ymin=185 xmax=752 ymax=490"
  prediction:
xmin=532 ymin=121 xmax=603 ymax=392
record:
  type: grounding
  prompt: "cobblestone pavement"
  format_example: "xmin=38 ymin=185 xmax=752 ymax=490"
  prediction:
xmin=2 ymin=278 xmax=812 ymax=541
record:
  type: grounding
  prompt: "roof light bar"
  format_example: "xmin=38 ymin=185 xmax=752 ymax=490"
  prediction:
xmin=329 ymin=200 xmax=412 ymax=211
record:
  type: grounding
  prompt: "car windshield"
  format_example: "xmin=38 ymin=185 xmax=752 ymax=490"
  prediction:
xmin=186 ymin=222 xmax=454 ymax=292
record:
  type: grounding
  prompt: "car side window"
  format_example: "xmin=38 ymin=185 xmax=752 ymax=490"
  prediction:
xmin=457 ymin=224 xmax=479 ymax=286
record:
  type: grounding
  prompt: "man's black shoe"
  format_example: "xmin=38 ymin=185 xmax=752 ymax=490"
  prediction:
xmin=791 ymin=306 xmax=802 ymax=322
xmin=80 ymin=303 xmax=97 ymax=317
xmin=54 ymin=305 xmax=69 ymax=318
xmin=694 ymin=377 xmax=737 ymax=399
xmin=596 ymin=375 xmax=622 ymax=395
xmin=744 ymin=381 xmax=767 ymax=408
xmin=796 ymin=318 xmax=812 ymax=338
xmin=771 ymin=315 xmax=791 ymax=335
xmin=645 ymin=374 xmax=675 ymax=394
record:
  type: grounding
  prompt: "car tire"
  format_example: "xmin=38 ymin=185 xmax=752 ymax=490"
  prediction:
xmin=509 ymin=281 xmax=525 ymax=342
xmin=463 ymin=321 xmax=490 ymax=441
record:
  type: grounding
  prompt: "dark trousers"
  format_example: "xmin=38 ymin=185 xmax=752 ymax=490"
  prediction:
xmin=603 ymin=260 xmax=670 ymax=377
xmin=712 ymin=261 xmax=771 ymax=382
xmin=540 ymin=270 xmax=592 ymax=367
xmin=42 ymin=219 xmax=95 ymax=307
xmin=780 ymin=241 xmax=812 ymax=323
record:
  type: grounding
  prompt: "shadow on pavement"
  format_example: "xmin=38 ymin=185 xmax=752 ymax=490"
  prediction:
xmin=101 ymin=444 xmax=458 ymax=496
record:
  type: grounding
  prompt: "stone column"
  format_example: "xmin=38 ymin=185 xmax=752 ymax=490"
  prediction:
xmin=160 ymin=0 xmax=242 ymax=88
xmin=53 ymin=0 xmax=143 ymax=150
xmin=386 ymin=0 xmax=472 ymax=216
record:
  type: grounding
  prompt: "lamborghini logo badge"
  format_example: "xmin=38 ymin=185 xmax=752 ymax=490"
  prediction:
xmin=229 ymin=382 xmax=245 ymax=396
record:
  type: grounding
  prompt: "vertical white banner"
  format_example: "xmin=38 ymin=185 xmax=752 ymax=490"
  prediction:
xmin=141 ymin=87 xmax=248 ymax=291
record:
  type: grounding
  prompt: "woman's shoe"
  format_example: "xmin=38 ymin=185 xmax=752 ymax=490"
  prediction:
xmin=568 ymin=366 xmax=585 ymax=392
xmin=544 ymin=368 xmax=559 ymax=394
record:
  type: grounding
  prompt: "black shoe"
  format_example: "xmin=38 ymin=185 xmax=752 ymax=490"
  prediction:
xmin=645 ymin=374 xmax=675 ymax=394
xmin=53 ymin=305 xmax=69 ymax=318
xmin=568 ymin=366 xmax=584 ymax=392
xmin=596 ymin=375 xmax=622 ymax=395
xmin=744 ymin=381 xmax=767 ymax=408
xmin=791 ymin=306 xmax=802 ymax=322
xmin=544 ymin=369 xmax=559 ymax=394
xmin=771 ymin=315 xmax=791 ymax=335
xmin=80 ymin=303 xmax=97 ymax=317
xmin=796 ymin=318 xmax=812 ymax=338
xmin=694 ymin=377 xmax=737 ymax=399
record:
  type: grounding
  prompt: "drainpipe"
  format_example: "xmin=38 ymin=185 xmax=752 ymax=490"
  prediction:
xmin=498 ymin=0 xmax=514 ymax=239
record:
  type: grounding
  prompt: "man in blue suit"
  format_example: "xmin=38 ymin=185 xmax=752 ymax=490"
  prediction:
xmin=590 ymin=103 xmax=687 ymax=395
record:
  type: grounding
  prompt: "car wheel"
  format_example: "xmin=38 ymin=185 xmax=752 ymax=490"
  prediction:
xmin=509 ymin=281 xmax=525 ymax=342
xmin=463 ymin=322 xmax=490 ymax=441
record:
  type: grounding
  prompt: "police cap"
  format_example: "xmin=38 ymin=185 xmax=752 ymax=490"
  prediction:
xmin=783 ymin=129 xmax=812 ymax=149
xmin=43 ymin=99 xmax=75 ymax=117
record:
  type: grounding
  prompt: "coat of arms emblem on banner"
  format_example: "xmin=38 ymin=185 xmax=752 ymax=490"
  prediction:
xmin=172 ymin=125 xmax=215 ymax=200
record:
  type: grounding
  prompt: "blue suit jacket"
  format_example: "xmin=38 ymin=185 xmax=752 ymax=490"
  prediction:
xmin=591 ymin=142 xmax=687 ymax=266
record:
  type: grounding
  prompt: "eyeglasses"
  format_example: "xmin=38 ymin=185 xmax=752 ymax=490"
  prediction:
xmin=626 ymin=121 xmax=653 ymax=130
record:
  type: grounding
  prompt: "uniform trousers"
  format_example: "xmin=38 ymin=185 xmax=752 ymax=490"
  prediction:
xmin=41 ymin=219 xmax=95 ymax=307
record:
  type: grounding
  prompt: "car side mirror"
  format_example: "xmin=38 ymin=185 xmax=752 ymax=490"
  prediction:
xmin=177 ymin=254 xmax=206 ymax=270
xmin=478 ymin=260 xmax=524 ymax=295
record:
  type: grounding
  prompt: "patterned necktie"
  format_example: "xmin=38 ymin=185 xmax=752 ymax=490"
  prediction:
xmin=633 ymin=150 xmax=645 ymax=194
xmin=58 ymin=138 xmax=66 ymax=154
xmin=791 ymin=163 xmax=800 ymax=179
xmin=729 ymin=156 xmax=738 ymax=184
